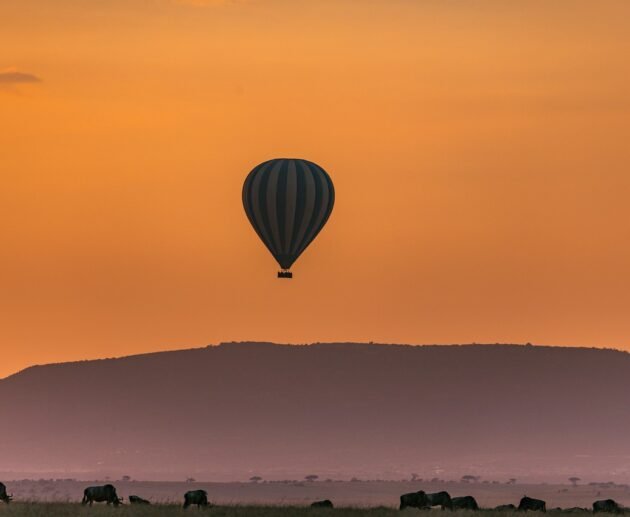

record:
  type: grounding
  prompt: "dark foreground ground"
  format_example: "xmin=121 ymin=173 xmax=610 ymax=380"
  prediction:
xmin=0 ymin=505 xmax=628 ymax=517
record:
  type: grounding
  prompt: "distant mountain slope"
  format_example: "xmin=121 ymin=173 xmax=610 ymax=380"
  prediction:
xmin=1 ymin=343 xmax=629 ymax=481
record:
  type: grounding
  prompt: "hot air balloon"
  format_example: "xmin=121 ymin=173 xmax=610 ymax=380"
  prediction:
xmin=242 ymin=158 xmax=335 ymax=278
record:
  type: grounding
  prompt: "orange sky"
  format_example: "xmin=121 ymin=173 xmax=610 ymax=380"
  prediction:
xmin=1 ymin=0 xmax=630 ymax=378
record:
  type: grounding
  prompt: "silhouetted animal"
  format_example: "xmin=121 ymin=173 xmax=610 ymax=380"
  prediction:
xmin=519 ymin=496 xmax=546 ymax=512
xmin=496 ymin=504 xmax=517 ymax=511
xmin=452 ymin=496 xmax=479 ymax=510
xmin=183 ymin=490 xmax=209 ymax=509
xmin=0 ymin=483 xmax=12 ymax=504
xmin=82 ymin=484 xmax=121 ymax=506
xmin=400 ymin=490 xmax=429 ymax=510
xmin=427 ymin=491 xmax=454 ymax=510
xmin=129 ymin=495 xmax=151 ymax=505
xmin=593 ymin=499 xmax=622 ymax=514
xmin=311 ymin=499 xmax=334 ymax=508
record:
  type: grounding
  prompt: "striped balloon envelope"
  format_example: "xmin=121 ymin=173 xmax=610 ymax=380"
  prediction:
xmin=242 ymin=158 xmax=335 ymax=278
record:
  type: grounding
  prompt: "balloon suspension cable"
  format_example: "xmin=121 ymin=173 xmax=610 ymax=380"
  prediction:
xmin=277 ymin=270 xmax=293 ymax=279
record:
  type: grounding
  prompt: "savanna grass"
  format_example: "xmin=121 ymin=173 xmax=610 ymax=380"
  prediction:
xmin=0 ymin=505 xmax=599 ymax=517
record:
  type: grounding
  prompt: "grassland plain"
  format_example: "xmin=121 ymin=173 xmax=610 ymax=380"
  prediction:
xmin=3 ymin=481 xmax=630 ymax=509
xmin=0 ymin=504 xmax=570 ymax=517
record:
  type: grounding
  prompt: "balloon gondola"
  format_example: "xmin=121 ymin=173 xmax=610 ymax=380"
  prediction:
xmin=242 ymin=158 xmax=335 ymax=278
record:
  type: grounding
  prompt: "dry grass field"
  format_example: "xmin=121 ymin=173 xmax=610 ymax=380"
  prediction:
xmin=0 ymin=505 xmax=627 ymax=517
xmin=0 ymin=502 xmax=393 ymax=516
xmin=1 ymin=481 xmax=630 ymax=516
xmin=3 ymin=480 xmax=630 ymax=508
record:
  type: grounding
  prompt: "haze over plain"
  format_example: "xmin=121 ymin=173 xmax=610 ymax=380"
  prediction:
xmin=2 ymin=343 xmax=629 ymax=482
xmin=2 ymin=0 xmax=630 ymax=377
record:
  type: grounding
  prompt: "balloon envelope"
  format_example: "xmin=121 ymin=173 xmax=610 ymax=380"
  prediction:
xmin=242 ymin=158 xmax=335 ymax=272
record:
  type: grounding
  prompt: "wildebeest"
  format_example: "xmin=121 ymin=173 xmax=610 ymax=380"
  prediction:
xmin=82 ymin=484 xmax=121 ymax=506
xmin=593 ymin=499 xmax=622 ymax=514
xmin=496 ymin=504 xmax=517 ymax=511
xmin=519 ymin=496 xmax=546 ymax=512
xmin=311 ymin=499 xmax=334 ymax=508
xmin=129 ymin=495 xmax=151 ymax=505
xmin=0 ymin=482 xmax=12 ymax=504
xmin=452 ymin=496 xmax=479 ymax=510
xmin=400 ymin=490 xmax=429 ymax=510
xmin=184 ymin=489 xmax=209 ymax=509
xmin=427 ymin=491 xmax=454 ymax=510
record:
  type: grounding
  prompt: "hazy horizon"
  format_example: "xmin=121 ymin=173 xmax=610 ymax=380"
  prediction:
xmin=2 ymin=342 xmax=629 ymax=484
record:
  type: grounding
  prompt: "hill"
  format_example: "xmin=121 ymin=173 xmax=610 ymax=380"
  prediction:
xmin=1 ymin=342 xmax=629 ymax=482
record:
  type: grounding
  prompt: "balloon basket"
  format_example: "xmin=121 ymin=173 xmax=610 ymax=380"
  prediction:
xmin=278 ymin=271 xmax=293 ymax=279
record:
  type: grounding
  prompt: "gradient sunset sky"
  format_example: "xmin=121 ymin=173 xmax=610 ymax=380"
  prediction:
xmin=1 ymin=0 xmax=629 ymax=377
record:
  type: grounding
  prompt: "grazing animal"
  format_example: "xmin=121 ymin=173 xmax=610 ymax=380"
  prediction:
xmin=519 ymin=496 xmax=546 ymax=512
xmin=452 ymin=496 xmax=479 ymax=510
xmin=400 ymin=490 xmax=430 ymax=510
xmin=184 ymin=489 xmax=209 ymax=509
xmin=593 ymin=499 xmax=622 ymax=514
xmin=129 ymin=495 xmax=151 ymax=505
xmin=0 ymin=482 xmax=12 ymax=504
xmin=311 ymin=499 xmax=334 ymax=508
xmin=82 ymin=484 xmax=121 ymax=506
xmin=427 ymin=491 xmax=454 ymax=510
xmin=496 ymin=504 xmax=517 ymax=511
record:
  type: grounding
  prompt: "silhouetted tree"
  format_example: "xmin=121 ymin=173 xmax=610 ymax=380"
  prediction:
xmin=569 ymin=477 xmax=581 ymax=487
xmin=461 ymin=475 xmax=480 ymax=483
xmin=249 ymin=476 xmax=262 ymax=483
xmin=186 ymin=477 xmax=196 ymax=483
xmin=305 ymin=475 xmax=319 ymax=482
xmin=507 ymin=478 xmax=517 ymax=485
xmin=121 ymin=475 xmax=131 ymax=482
xmin=411 ymin=473 xmax=420 ymax=482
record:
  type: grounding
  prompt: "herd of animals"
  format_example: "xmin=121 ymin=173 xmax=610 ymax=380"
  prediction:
xmin=398 ymin=491 xmax=626 ymax=513
xmin=0 ymin=483 xmax=209 ymax=509
xmin=0 ymin=481 xmax=627 ymax=512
